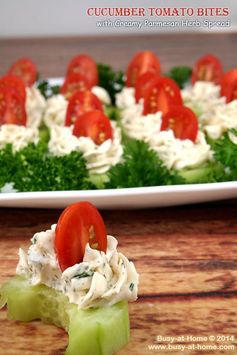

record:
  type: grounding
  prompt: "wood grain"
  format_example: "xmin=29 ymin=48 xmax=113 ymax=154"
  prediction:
xmin=0 ymin=33 xmax=236 ymax=77
xmin=0 ymin=33 xmax=237 ymax=354
xmin=1 ymin=203 xmax=237 ymax=354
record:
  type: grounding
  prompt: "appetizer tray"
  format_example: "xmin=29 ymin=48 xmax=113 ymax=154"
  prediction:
xmin=1 ymin=74 xmax=237 ymax=210
xmin=1 ymin=181 xmax=237 ymax=209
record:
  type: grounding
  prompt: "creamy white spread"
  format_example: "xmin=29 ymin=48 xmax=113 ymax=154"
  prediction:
xmin=116 ymin=87 xmax=136 ymax=109
xmin=44 ymin=87 xmax=111 ymax=127
xmin=92 ymin=86 xmax=111 ymax=106
xmin=202 ymin=100 xmax=237 ymax=140
xmin=149 ymin=130 xmax=213 ymax=170
xmin=26 ymin=86 xmax=46 ymax=128
xmin=182 ymin=81 xmax=237 ymax=139
xmin=43 ymin=94 xmax=68 ymax=127
xmin=116 ymin=87 xmax=162 ymax=141
xmin=16 ymin=224 xmax=139 ymax=309
xmin=0 ymin=124 xmax=39 ymax=152
xmin=48 ymin=121 xmax=123 ymax=174
xmin=182 ymin=81 xmax=225 ymax=117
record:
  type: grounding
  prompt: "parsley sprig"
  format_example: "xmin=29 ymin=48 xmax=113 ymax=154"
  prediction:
xmin=106 ymin=139 xmax=184 ymax=188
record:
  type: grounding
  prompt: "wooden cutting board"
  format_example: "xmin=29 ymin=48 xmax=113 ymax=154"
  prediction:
xmin=0 ymin=204 xmax=237 ymax=355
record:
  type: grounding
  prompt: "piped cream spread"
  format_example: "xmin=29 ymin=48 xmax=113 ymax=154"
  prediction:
xmin=182 ymin=81 xmax=225 ymax=116
xmin=0 ymin=124 xmax=39 ymax=152
xmin=26 ymin=86 xmax=46 ymax=128
xmin=48 ymin=121 xmax=123 ymax=174
xmin=44 ymin=94 xmax=68 ymax=127
xmin=116 ymin=87 xmax=163 ymax=141
xmin=16 ymin=224 xmax=139 ymax=309
xmin=182 ymin=81 xmax=237 ymax=139
xmin=44 ymin=87 xmax=111 ymax=127
xmin=149 ymin=130 xmax=213 ymax=170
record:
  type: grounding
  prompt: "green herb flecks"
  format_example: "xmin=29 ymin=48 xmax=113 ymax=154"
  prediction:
xmin=73 ymin=271 xmax=94 ymax=279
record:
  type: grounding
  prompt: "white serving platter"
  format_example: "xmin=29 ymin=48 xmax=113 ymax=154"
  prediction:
xmin=1 ymin=78 xmax=236 ymax=209
xmin=0 ymin=182 xmax=237 ymax=209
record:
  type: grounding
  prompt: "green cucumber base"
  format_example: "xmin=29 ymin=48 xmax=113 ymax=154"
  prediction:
xmin=0 ymin=276 xmax=130 ymax=355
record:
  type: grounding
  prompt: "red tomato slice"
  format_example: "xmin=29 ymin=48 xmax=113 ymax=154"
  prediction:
xmin=126 ymin=51 xmax=160 ymax=87
xmin=135 ymin=71 xmax=159 ymax=103
xmin=73 ymin=110 xmax=113 ymax=145
xmin=0 ymin=75 xmax=26 ymax=103
xmin=192 ymin=54 xmax=223 ymax=85
xmin=55 ymin=201 xmax=107 ymax=271
xmin=143 ymin=77 xmax=183 ymax=115
xmin=8 ymin=58 xmax=37 ymax=87
xmin=223 ymin=78 xmax=237 ymax=103
xmin=0 ymin=87 xmax=27 ymax=126
xmin=65 ymin=91 xmax=103 ymax=126
xmin=161 ymin=106 xmax=198 ymax=142
xmin=220 ymin=69 xmax=237 ymax=98
xmin=66 ymin=55 xmax=98 ymax=88
xmin=60 ymin=73 xmax=90 ymax=100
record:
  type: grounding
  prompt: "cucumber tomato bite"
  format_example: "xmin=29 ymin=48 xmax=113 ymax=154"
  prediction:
xmin=0 ymin=201 xmax=139 ymax=355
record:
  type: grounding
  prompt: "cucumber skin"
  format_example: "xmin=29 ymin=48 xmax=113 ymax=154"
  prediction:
xmin=0 ymin=276 xmax=130 ymax=355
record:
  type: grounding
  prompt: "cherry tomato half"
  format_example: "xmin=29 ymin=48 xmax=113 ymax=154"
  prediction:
xmin=126 ymin=51 xmax=160 ymax=87
xmin=8 ymin=58 xmax=37 ymax=87
xmin=220 ymin=69 xmax=237 ymax=99
xmin=0 ymin=87 xmax=27 ymax=126
xmin=161 ymin=106 xmax=198 ymax=142
xmin=222 ymin=79 xmax=237 ymax=103
xmin=66 ymin=55 xmax=98 ymax=88
xmin=55 ymin=201 xmax=107 ymax=271
xmin=143 ymin=77 xmax=183 ymax=115
xmin=135 ymin=71 xmax=159 ymax=103
xmin=60 ymin=73 xmax=90 ymax=100
xmin=0 ymin=75 xmax=26 ymax=103
xmin=73 ymin=110 xmax=113 ymax=145
xmin=65 ymin=91 xmax=103 ymax=126
xmin=192 ymin=54 xmax=223 ymax=85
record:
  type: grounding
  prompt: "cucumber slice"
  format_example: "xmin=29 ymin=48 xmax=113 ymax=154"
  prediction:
xmin=0 ymin=276 xmax=130 ymax=355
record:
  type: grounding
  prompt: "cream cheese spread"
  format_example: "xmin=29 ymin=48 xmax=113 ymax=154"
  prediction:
xmin=116 ymin=87 xmax=163 ymax=141
xmin=0 ymin=124 xmax=39 ymax=152
xmin=16 ymin=224 xmax=139 ymax=309
xmin=149 ymin=130 xmax=213 ymax=170
xmin=182 ymin=81 xmax=225 ymax=117
xmin=182 ymin=81 xmax=237 ymax=139
xmin=26 ymin=86 xmax=46 ymax=128
xmin=48 ymin=121 xmax=123 ymax=174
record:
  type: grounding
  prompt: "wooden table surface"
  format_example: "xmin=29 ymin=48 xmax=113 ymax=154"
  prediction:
xmin=0 ymin=33 xmax=237 ymax=355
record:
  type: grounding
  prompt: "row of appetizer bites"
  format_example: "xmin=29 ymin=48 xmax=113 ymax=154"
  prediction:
xmin=117 ymin=52 xmax=237 ymax=170
xmin=1 ymin=53 xmax=237 ymax=177
xmin=0 ymin=55 xmax=123 ymax=175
